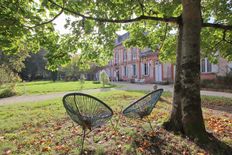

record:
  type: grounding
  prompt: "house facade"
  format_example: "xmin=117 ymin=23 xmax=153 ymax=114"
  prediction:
xmin=104 ymin=33 xmax=232 ymax=84
xmin=200 ymin=57 xmax=232 ymax=80
xmin=104 ymin=33 xmax=175 ymax=84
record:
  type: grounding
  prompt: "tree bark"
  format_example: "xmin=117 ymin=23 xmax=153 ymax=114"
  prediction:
xmin=163 ymin=23 xmax=184 ymax=133
xmin=181 ymin=0 xmax=207 ymax=142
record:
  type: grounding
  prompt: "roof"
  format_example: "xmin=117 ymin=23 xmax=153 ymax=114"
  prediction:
xmin=140 ymin=48 xmax=157 ymax=57
xmin=115 ymin=32 xmax=129 ymax=46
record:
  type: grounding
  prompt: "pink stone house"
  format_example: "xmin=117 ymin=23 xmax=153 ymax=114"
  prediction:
xmin=104 ymin=33 xmax=175 ymax=84
xmin=103 ymin=33 xmax=232 ymax=84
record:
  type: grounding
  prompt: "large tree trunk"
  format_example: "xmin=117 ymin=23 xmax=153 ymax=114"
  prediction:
xmin=163 ymin=23 xmax=184 ymax=133
xmin=181 ymin=0 xmax=207 ymax=142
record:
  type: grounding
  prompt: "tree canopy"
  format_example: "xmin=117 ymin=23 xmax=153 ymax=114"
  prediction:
xmin=1 ymin=0 xmax=231 ymax=67
xmin=42 ymin=0 xmax=232 ymax=66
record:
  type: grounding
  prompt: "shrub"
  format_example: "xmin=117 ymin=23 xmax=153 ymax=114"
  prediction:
xmin=0 ymin=65 xmax=20 ymax=97
xmin=201 ymin=73 xmax=232 ymax=91
xmin=99 ymin=70 xmax=109 ymax=87
xmin=0 ymin=88 xmax=17 ymax=98
xmin=79 ymin=74 xmax=86 ymax=90
xmin=224 ymin=72 xmax=232 ymax=85
xmin=92 ymin=81 xmax=100 ymax=84
xmin=130 ymin=78 xmax=135 ymax=83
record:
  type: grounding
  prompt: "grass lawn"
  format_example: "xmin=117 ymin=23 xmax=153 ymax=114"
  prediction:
xmin=14 ymin=81 xmax=114 ymax=95
xmin=0 ymin=90 xmax=231 ymax=154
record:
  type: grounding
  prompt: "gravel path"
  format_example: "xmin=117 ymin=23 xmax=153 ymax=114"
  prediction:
xmin=113 ymin=82 xmax=232 ymax=98
xmin=0 ymin=82 xmax=231 ymax=105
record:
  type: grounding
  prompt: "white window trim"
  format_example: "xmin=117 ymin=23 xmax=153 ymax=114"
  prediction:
xmin=132 ymin=48 xmax=137 ymax=61
xmin=201 ymin=58 xmax=212 ymax=73
xmin=123 ymin=49 xmax=127 ymax=62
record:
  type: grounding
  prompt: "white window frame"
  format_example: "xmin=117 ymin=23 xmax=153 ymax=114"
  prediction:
xmin=132 ymin=48 xmax=137 ymax=60
xmin=201 ymin=58 xmax=212 ymax=73
xmin=123 ymin=49 xmax=127 ymax=62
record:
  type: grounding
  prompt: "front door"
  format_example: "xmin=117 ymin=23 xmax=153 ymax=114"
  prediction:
xmin=155 ymin=61 xmax=162 ymax=82
xmin=116 ymin=70 xmax=119 ymax=81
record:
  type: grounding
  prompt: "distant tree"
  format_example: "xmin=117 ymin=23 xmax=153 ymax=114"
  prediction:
xmin=60 ymin=55 xmax=81 ymax=81
xmin=79 ymin=74 xmax=86 ymax=90
xmin=51 ymin=71 xmax=58 ymax=82
xmin=20 ymin=49 xmax=49 ymax=81
xmin=99 ymin=70 xmax=110 ymax=87
xmin=59 ymin=54 xmax=103 ymax=81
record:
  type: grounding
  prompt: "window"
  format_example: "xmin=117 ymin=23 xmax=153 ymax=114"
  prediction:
xmin=132 ymin=64 xmax=136 ymax=76
xmin=132 ymin=48 xmax=137 ymax=60
xmin=142 ymin=63 xmax=149 ymax=75
xmin=201 ymin=59 xmax=205 ymax=72
xmin=115 ymin=51 xmax=119 ymax=64
xmin=124 ymin=66 xmax=127 ymax=76
xmin=201 ymin=58 xmax=212 ymax=73
xmin=123 ymin=49 xmax=127 ymax=62
xmin=207 ymin=60 xmax=212 ymax=72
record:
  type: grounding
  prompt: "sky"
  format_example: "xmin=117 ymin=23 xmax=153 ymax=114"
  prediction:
xmin=53 ymin=13 xmax=127 ymax=35
xmin=53 ymin=13 xmax=73 ymax=35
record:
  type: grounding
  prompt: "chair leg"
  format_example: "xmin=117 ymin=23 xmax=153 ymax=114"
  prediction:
xmin=81 ymin=128 xmax=86 ymax=154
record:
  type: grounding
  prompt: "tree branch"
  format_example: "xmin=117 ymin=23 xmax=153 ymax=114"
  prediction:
xmin=202 ymin=22 xmax=232 ymax=30
xmin=26 ymin=0 xmax=65 ymax=29
xmin=48 ymin=0 xmax=178 ymax=24
xmin=207 ymin=30 xmax=232 ymax=53
xmin=137 ymin=0 xmax=145 ymax=15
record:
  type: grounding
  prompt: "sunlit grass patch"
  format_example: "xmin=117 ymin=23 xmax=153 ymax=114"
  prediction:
xmin=201 ymin=95 xmax=232 ymax=106
xmin=14 ymin=80 xmax=115 ymax=95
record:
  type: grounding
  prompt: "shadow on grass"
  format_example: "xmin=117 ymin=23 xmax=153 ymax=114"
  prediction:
xmin=132 ymin=129 xmax=232 ymax=155
xmin=132 ymin=129 xmax=179 ymax=155
xmin=197 ymin=133 xmax=232 ymax=155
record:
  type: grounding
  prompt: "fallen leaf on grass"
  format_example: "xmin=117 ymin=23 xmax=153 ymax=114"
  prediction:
xmin=54 ymin=126 xmax=62 ymax=131
xmin=3 ymin=149 xmax=11 ymax=155
xmin=0 ymin=136 xmax=4 ymax=141
xmin=33 ymin=129 xmax=41 ymax=133
xmin=42 ymin=146 xmax=51 ymax=152
xmin=182 ymin=150 xmax=189 ymax=155
xmin=137 ymin=147 xmax=145 ymax=153
xmin=197 ymin=153 xmax=206 ymax=155
xmin=54 ymin=145 xmax=70 ymax=152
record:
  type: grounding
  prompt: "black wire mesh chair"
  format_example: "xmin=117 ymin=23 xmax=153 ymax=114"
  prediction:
xmin=63 ymin=93 xmax=113 ymax=153
xmin=122 ymin=89 xmax=164 ymax=130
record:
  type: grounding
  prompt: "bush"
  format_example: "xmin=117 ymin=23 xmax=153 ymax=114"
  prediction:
xmin=92 ymin=81 xmax=100 ymax=84
xmin=201 ymin=73 xmax=232 ymax=91
xmin=79 ymin=74 xmax=86 ymax=90
xmin=130 ymin=78 xmax=135 ymax=83
xmin=223 ymin=72 xmax=232 ymax=85
xmin=99 ymin=70 xmax=109 ymax=87
xmin=0 ymin=88 xmax=17 ymax=98
xmin=0 ymin=65 xmax=20 ymax=98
